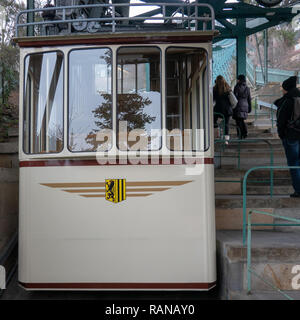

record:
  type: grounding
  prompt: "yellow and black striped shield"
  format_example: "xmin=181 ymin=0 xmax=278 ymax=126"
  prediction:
xmin=105 ymin=179 xmax=126 ymax=203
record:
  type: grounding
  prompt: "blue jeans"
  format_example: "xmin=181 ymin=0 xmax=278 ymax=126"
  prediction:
xmin=282 ymin=139 xmax=300 ymax=193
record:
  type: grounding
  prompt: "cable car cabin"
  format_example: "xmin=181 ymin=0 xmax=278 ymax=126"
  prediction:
xmin=15 ymin=2 xmax=217 ymax=290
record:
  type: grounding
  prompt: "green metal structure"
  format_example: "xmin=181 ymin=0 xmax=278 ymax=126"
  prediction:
xmin=24 ymin=0 xmax=299 ymax=81
xmin=210 ymin=0 xmax=298 ymax=78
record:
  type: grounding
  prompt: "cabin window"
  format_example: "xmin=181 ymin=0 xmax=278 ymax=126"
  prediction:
xmin=23 ymin=51 xmax=64 ymax=154
xmin=165 ymin=47 xmax=209 ymax=151
xmin=68 ymin=48 xmax=112 ymax=152
xmin=117 ymin=47 xmax=162 ymax=151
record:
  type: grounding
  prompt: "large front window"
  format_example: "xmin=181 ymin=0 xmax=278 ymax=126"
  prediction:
xmin=23 ymin=45 xmax=209 ymax=156
xmin=68 ymin=48 xmax=112 ymax=152
xmin=23 ymin=51 xmax=64 ymax=154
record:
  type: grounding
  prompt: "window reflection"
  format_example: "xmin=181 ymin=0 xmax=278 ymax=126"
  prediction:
xmin=24 ymin=51 xmax=64 ymax=154
xmin=68 ymin=48 xmax=112 ymax=152
xmin=165 ymin=47 xmax=208 ymax=151
xmin=117 ymin=47 xmax=161 ymax=151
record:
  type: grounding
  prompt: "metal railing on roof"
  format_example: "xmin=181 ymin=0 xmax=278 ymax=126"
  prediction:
xmin=16 ymin=2 xmax=215 ymax=37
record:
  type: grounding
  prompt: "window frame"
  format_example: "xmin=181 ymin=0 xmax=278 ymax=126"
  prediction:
xmin=115 ymin=45 xmax=163 ymax=152
xmin=23 ymin=50 xmax=65 ymax=155
xmin=67 ymin=47 xmax=113 ymax=153
xmin=165 ymin=46 xmax=210 ymax=153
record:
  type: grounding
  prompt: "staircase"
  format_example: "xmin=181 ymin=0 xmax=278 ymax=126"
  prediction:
xmin=215 ymin=112 xmax=300 ymax=300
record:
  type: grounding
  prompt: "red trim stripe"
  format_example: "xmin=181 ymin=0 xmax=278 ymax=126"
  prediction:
xmin=20 ymin=158 xmax=214 ymax=168
xmin=19 ymin=281 xmax=216 ymax=290
xmin=17 ymin=35 xmax=214 ymax=48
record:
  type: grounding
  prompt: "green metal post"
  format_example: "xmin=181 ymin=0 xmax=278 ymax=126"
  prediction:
xmin=255 ymin=97 xmax=257 ymax=121
xmin=264 ymin=29 xmax=268 ymax=84
xmin=236 ymin=18 xmax=246 ymax=78
xmin=0 ymin=65 xmax=2 ymax=104
xmin=27 ymin=0 xmax=35 ymax=37
xmin=247 ymin=211 xmax=252 ymax=294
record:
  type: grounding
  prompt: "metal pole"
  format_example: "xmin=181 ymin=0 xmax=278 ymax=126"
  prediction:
xmin=264 ymin=29 xmax=268 ymax=84
xmin=255 ymin=33 xmax=265 ymax=84
xmin=237 ymin=18 xmax=247 ymax=78
xmin=0 ymin=8 xmax=4 ymax=105
xmin=27 ymin=0 xmax=35 ymax=37
xmin=247 ymin=211 xmax=252 ymax=294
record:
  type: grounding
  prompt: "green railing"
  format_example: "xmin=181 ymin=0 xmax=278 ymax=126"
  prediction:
xmin=242 ymin=166 xmax=300 ymax=245
xmin=247 ymin=209 xmax=300 ymax=300
xmin=215 ymin=138 xmax=274 ymax=172
xmin=254 ymin=95 xmax=280 ymax=129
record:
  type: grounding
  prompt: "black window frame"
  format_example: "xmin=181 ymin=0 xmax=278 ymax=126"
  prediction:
xmin=165 ymin=46 xmax=210 ymax=152
xmin=116 ymin=45 xmax=163 ymax=152
xmin=67 ymin=47 xmax=113 ymax=153
xmin=23 ymin=50 xmax=65 ymax=155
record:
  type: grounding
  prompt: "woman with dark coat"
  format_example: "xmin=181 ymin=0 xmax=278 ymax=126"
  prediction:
xmin=213 ymin=75 xmax=233 ymax=142
xmin=233 ymin=74 xmax=252 ymax=139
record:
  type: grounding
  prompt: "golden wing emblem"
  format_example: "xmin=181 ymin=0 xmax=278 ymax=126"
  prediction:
xmin=40 ymin=180 xmax=193 ymax=199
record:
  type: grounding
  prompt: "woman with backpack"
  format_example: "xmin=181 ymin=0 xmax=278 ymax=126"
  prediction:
xmin=233 ymin=74 xmax=252 ymax=139
xmin=274 ymin=76 xmax=300 ymax=198
xmin=213 ymin=75 xmax=234 ymax=143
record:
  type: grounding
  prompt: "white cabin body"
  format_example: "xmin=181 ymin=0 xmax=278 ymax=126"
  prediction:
xmin=16 ymin=30 xmax=217 ymax=290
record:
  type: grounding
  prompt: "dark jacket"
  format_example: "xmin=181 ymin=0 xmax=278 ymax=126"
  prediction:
xmin=274 ymin=87 xmax=300 ymax=140
xmin=233 ymin=82 xmax=251 ymax=120
xmin=213 ymin=88 xmax=233 ymax=117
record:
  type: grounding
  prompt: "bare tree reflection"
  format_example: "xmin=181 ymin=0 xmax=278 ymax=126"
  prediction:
xmin=85 ymin=92 xmax=155 ymax=150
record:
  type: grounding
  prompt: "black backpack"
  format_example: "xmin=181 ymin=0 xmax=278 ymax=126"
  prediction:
xmin=287 ymin=97 xmax=300 ymax=132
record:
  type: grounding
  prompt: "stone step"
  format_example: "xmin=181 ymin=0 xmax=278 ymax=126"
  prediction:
xmin=217 ymin=150 xmax=285 ymax=157
xmin=8 ymin=128 xmax=18 ymax=138
xmin=217 ymin=157 xmax=287 ymax=170
xmin=228 ymin=290 xmax=300 ymax=300
xmin=215 ymin=183 xmax=293 ymax=196
xmin=215 ymin=168 xmax=290 ymax=179
xmin=0 ymin=154 xmax=19 ymax=169
xmin=226 ymin=126 xmax=273 ymax=134
xmin=217 ymin=230 xmax=300 ymax=300
xmin=216 ymin=143 xmax=283 ymax=151
xmin=0 ymin=159 xmax=13 ymax=168
xmin=246 ymin=185 xmax=294 ymax=195
xmin=215 ymin=194 xmax=300 ymax=209
xmin=216 ymin=208 xmax=274 ymax=230
xmin=0 ymin=142 xmax=18 ymax=154
xmin=273 ymin=208 xmax=300 ymax=233
xmin=0 ymin=168 xmax=19 ymax=183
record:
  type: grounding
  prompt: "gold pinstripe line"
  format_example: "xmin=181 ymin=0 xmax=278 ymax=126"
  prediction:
xmin=81 ymin=193 xmax=152 ymax=198
xmin=63 ymin=187 xmax=170 ymax=193
xmin=41 ymin=181 xmax=193 ymax=188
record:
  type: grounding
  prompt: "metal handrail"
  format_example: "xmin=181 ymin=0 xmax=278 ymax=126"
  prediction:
xmin=247 ymin=209 xmax=300 ymax=300
xmin=16 ymin=2 xmax=215 ymax=37
xmin=254 ymin=95 xmax=281 ymax=129
xmin=215 ymin=138 xmax=274 ymax=171
xmin=242 ymin=165 xmax=300 ymax=245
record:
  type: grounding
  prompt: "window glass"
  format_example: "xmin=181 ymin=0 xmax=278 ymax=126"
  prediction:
xmin=117 ymin=47 xmax=161 ymax=151
xmin=165 ymin=47 xmax=208 ymax=151
xmin=23 ymin=51 xmax=64 ymax=154
xmin=68 ymin=48 xmax=112 ymax=152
